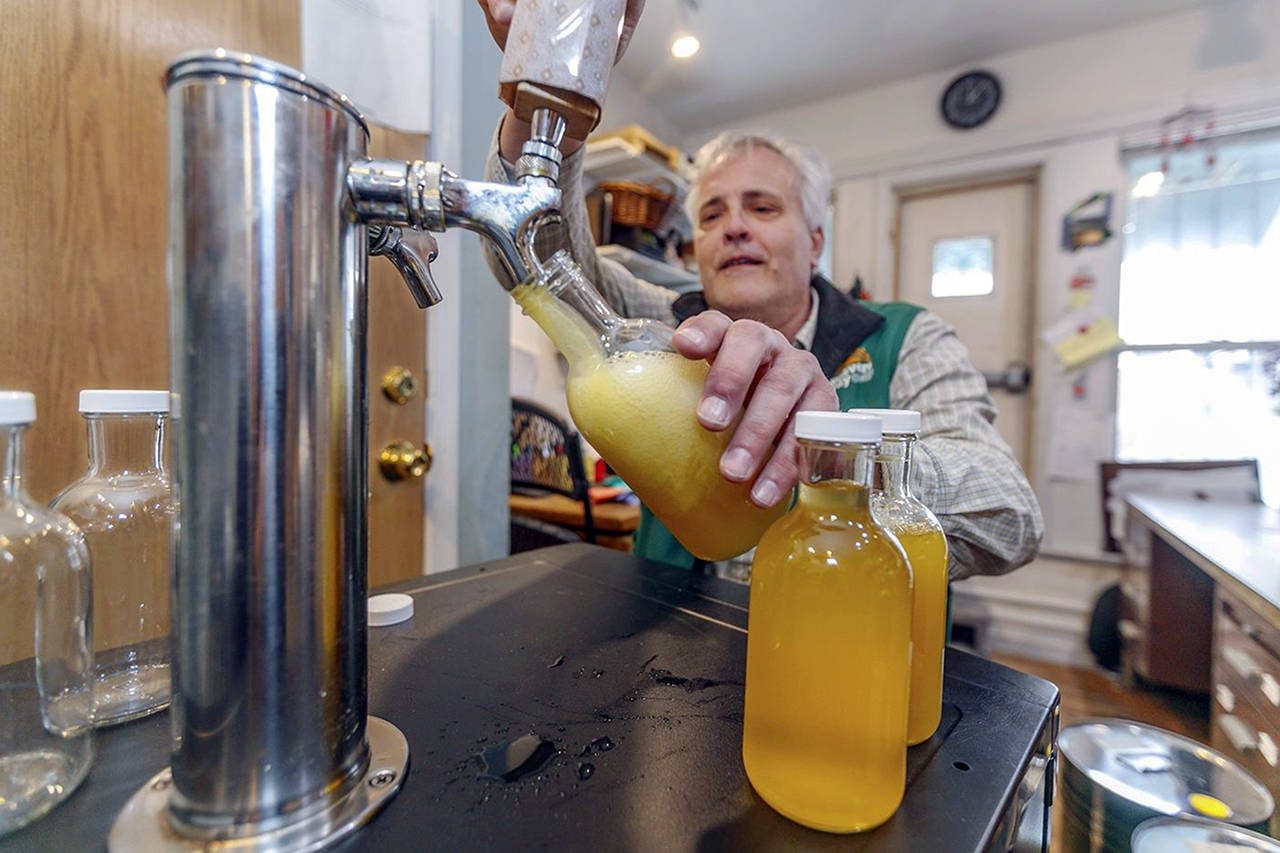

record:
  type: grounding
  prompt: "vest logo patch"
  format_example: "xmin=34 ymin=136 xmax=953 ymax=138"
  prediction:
xmin=833 ymin=346 xmax=874 ymax=388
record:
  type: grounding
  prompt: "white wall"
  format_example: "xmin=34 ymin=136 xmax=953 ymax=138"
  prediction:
xmin=599 ymin=71 xmax=680 ymax=142
xmin=688 ymin=0 xmax=1280 ymax=662
xmin=688 ymin=0 xmax=1280 ymax=180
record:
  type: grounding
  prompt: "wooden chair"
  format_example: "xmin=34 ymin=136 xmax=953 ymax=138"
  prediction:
xmin=510 ymin=397 xmax=597 ymax=544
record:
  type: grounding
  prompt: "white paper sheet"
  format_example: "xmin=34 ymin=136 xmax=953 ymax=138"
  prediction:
xmin=302 ymin=0 xmax=432 ymax=134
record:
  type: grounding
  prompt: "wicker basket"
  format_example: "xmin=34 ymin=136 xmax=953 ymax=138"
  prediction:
xmin=597 ymin=180 xmax=675 ymax=231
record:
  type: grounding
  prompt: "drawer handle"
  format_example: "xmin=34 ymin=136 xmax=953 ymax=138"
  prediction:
xmin=1261 ymin=732 xmax=1279 ymax=767
xmin=1216 ymin=683 xmax=1236 ymax=714
xmin=1224 ymin=647 xmax=1262 ymax=681
xmin=1218 ymin=714 xmax=1257 ymax=753
xmin=1262 ymin=673 xmax=1280 ymax=706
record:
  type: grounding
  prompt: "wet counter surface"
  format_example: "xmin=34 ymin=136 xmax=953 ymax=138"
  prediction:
xmin=3 ymin=544 xmax=1059 ymax=852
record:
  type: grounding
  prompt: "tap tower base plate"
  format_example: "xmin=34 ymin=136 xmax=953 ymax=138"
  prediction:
xmin=108 ymin=716 xmax=409 ymax=852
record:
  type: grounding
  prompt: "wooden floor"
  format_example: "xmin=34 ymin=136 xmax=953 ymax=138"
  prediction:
xmin=988 ymin=653 xmax=1211 ymax=852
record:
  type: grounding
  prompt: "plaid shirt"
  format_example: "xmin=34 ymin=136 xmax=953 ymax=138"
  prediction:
xmin=487 ymin=127 xmax=1044 ymax=580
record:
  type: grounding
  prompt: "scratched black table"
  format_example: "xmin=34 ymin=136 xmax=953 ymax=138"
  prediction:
xmin=3 ymin=544 xmax=1059 ymax=852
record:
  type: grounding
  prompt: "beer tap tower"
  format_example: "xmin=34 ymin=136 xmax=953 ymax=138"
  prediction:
xmin=109 ymin=2 xmax=623 ymax=849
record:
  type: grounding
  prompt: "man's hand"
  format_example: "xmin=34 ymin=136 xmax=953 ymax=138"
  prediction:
xmin=477 ymin=0 xmax=646 ymax=62
xmin=673 ymin=312 xmax=839 ymax=509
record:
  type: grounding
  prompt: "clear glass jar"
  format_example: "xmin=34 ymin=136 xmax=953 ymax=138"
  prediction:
xmin=849 ymin=408 xmax=949 ymax=746
xmin=511 ymin=250 xmax=785 ymax=561
xmin=50 ymin=390 xmax=172 ymax=726
xmin=744 ymin=412 xmax=912 ymax=833
xmin=0 ymin=391 xmax=94 ymax=837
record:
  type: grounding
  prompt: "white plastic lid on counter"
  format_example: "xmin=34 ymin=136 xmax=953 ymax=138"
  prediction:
xmin=368 ymin=593 xmax=414 ymax=627
xmin=79 ymin=390 xmax=170 ymax=414
xmin=845 ymin=408 xmax=921 ymax=434
xmin=794 ymin=411 xmax=881 ymax=443
xmin=0 ymin=391 xmax=36 ymax=425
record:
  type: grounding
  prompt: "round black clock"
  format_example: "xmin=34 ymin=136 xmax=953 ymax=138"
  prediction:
xmin=941 ymin=71 xmax=1002 ymax=130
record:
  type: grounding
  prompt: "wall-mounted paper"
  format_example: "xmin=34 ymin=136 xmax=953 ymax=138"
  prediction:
xmin=1041 ymin=308 xmax=1124 ymax=369
xmin=302 ymin=0 xmax=432 ymax=134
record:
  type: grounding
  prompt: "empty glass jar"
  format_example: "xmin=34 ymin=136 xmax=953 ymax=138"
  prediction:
xmin=0 ymin=391 xmax=94 ymax=837
xmin=51 ymin=389 xmax=172 ymax=726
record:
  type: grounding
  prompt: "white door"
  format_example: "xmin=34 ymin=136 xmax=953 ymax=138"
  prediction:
xmin=897 ymin=179 xmax=1036 ymax=467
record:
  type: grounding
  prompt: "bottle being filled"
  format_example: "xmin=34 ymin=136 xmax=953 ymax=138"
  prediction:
xmin=0 ymin=391 xmax=94 ymax=837
xmin=512 ymin=250 xmax=785 ymax=561
xmin=743 ymin=411 xmax=913 ymax=833
xmin=51 ymin=390 xmax=173 ymax=726
xmin=849 ymin=408 xmax=949 ymax=745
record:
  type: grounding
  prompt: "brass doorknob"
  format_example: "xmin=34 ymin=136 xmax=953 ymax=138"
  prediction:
xmin=381 ymin=366 xmax=419 ymax=405
xmin=379 ymin=440 xmax=432 ymax=481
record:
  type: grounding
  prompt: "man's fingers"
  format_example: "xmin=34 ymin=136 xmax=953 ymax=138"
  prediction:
xmin=615 ymin=0 xmax=647 ymax=62
xmin=672 ymin=311 xmax=731 ymax=359
xmin=477 ymin=0 xmax=516 ymax=48
xmin=717 ymin=348 xmax=826 ymax=484
xmin=746 ymin=381 xmax=839 ymax=508
xmin=697 ymin=321 xmax=787 ymax=433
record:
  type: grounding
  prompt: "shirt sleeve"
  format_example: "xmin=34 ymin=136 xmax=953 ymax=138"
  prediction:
xmin=889 ymin=310 xmax=1045 ymax=580
xmin=483 ymin=121 xmax=677 ymax=323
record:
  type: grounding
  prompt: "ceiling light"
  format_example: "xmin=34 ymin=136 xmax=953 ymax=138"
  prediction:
xmin=1132 ymin=170 xmax=1165 ymax=198
xmin=671 ymin=34 xmax=700 ymax=59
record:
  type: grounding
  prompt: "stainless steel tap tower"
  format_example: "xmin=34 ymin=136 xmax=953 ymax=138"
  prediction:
xmin=109 ymin=49 xmax=568 ymax=851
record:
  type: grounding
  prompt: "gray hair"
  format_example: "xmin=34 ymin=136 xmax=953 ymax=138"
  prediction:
xmin=682 ymin=131 xmax=832 ymax=232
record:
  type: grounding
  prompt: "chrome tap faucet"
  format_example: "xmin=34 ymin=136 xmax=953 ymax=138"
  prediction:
xmin=347 ymin=108 xmax=570 ymax=288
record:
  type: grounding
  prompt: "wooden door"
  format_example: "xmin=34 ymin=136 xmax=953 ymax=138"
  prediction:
xmin=0 ymin=1 xmax=299 ymax=662
xmin=0 ymin=0 xmax=299 ymax=503
xmin=896 ymin=179 xmax=1037 ymax=467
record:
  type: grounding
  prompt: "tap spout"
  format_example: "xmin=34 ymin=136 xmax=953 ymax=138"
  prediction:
xmin=348 ymin=158 xmax=563 ymax=288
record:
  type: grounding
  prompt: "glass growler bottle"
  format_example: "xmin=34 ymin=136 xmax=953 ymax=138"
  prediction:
xmin=50 ymin=389 xmax=172 ymax=726
xmin=512 ymin=250 xmax=785 ymax=561
xmin=849 ymin=408 xmax=949 ymax=745
xmin=0 ymin=392 xmax=94 ymax=837
xmin=743 ymin=411 xmax=913 ymax=833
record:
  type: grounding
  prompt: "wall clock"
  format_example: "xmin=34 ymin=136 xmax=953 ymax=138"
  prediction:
xmin=941 ymin=70 xmax=1002 ymax=130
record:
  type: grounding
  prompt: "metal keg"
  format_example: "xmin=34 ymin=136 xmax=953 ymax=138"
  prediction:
xmin=1059 ymin=719 xmax=1274 ymax=853
xmin=1132 ymin=815 xmax=1280 ymax=852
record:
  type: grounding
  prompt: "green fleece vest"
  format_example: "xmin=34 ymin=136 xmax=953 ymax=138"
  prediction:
xmin=633 ymin=301 xmax=923 ymax=568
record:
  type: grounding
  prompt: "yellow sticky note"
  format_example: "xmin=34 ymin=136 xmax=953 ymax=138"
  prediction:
xmin=1066 ymin=290 xmax=1093 ymax=310
xmin=1052 ymin=317 xmax=1123 ymax=369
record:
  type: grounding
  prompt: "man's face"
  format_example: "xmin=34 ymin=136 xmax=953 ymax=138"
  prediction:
xmin=692 ymin=146 xmax=823 ymax=326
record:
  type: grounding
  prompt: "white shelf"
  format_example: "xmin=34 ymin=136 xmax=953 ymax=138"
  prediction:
xmin=583 ymin=137 xmax=688 ymax=192
xmin=597 ymin=244 xmax=701 ymax=293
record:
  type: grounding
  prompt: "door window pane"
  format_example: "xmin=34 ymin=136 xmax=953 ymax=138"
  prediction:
xmin=931 ymin=236 xmax=994 ymax=297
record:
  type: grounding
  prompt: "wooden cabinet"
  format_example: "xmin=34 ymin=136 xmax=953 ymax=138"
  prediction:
xmin=1119 ymin=520 xmax=1214 ymax=692
xmin=1213 ymin=587 xmax=1280 ymax=812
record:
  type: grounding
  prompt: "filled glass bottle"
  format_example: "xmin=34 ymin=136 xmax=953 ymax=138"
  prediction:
xmin=849 ymin=408 xmax=949 ymax=746
xmin=512 ymin=250 xmax=785 ymax=561
xmin=743 ymin=411 xmax=913 ymax=833
xmin=50 ymin=389 xmax=172 ymax=726
xmin=0 ymin=391 xmax=94 ymax=837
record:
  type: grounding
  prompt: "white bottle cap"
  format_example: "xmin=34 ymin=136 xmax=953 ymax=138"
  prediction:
xmin=79 ymin=390 xmax=170 ymax=414
xmin=845 ymin=408 xmax=921 ymax=434
xmin=794 ymin=411 xmax=882 ymax=443
xmin=0 ymin=391 xmax=36 ymax=425
xmin=368 ymin=593 xmax=414 ymax=627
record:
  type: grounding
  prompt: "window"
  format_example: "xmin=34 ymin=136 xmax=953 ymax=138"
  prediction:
xmin=931 ymin=236 xmax=994 ymax=297
xmin=1116 ymin=130 xmax=1280 ymax=503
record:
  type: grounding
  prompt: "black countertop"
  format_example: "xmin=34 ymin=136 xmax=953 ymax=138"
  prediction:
xmin=3 ymin=544 xmax=1059 ymax=852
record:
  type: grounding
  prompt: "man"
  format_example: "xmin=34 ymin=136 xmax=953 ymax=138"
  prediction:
xmin=481 ymin=2 xmax=1043 ymax=580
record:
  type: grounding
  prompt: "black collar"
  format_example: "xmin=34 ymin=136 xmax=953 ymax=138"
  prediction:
xmin=670 ymin=274 xmax=884 ymax=378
